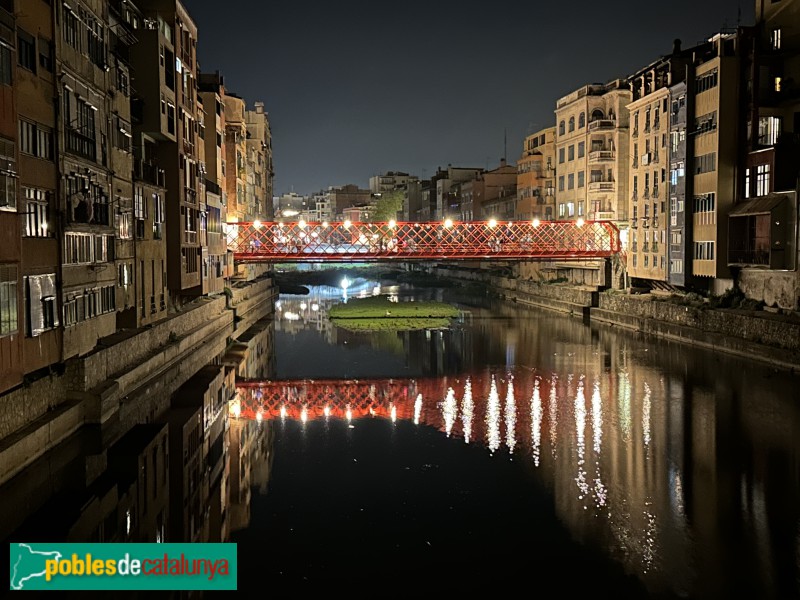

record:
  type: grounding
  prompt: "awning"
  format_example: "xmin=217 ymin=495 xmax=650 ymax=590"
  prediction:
xmin=729 ymin=194 xmax=788 ymax=217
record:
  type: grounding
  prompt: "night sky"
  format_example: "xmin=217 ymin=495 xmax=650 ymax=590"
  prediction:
xmin=184 ymin=0 xmax=753 ymax=196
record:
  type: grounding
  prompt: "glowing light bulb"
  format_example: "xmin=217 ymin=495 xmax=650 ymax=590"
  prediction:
xmin=323 ymin=405 xmax=331 ymax=418
xmin=322 ymin=221 xmax=329 ymax=228
xmin=346 ymin=406 xmax=353 ymax=422
xmin=298 ymin=219 xmax=306 ymax=229
xmin=344 ymin=219 xmax=351 ymax=229
xmin=444 ymin=218 xmax=453 ymax=228
xmin=488 ymin=218 xmax=497 ymax=228
xmin=576 ymin=218 xmax=585 ymax=227
xmin=253 ymin=219 xmax=262 ymax=229
xmin=532 ymin=218 xmax=540 ymax=228
xmin=388 ymin=219 xmax=396 ymax=228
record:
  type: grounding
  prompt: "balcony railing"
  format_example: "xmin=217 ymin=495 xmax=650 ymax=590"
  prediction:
xmin=643 ymin=187 xmax=650 ymax=199
xmin=652 ymin=242 xmax=659 ymax=253
xmin=588 ymin=119 xmax=616 ymax=131
xmin=134 ymin=158 xmax=165 ymax=187
xmin=632 ymin=191 xmax=638 ymax=201
xmin=642 ymin=243 xmax=650 ymax=253
xmin=588 ymin=150 xmax=615 ymax=162
xmin=588 ymin=180 xmax=615 ymax=192
xmin=652 ymin=186 xmax=659 ymax=198
xmin=593 ymin=211 xmax=616 ymax=220
xmin=184 ymin=230 xmax=197 ymax=244
xmin=641 ymin=217 xmax=650 ymax=228
xmin=184 ymin=187 xmax=198 ymax=204
xmin=66 ymin=129 xmax=97 ymax=161
xmin=632 ymin=243 xmax=638 ymax=251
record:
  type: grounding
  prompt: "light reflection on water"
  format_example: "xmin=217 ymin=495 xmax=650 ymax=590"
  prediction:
xmin=235 ymin=280 xmax=800 ymax=598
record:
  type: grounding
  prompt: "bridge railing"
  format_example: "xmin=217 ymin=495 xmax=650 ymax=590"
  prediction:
xmin=226 ymin=219 xmax=620 ymax=262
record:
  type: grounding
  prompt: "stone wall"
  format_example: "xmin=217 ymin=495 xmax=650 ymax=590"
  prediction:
xmin=0 ymin=373 xmax=66 ymax=442
xmin=738 ymin=268 xmax=800 ymax=311
xmin=65 ymin=296 xmax=227 ymax=393
xmin=596 ymin=292 xmax=800 ymax=354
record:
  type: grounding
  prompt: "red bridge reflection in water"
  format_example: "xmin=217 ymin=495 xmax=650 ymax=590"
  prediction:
xmin=233 ymin=370 xmax=584 ymax=457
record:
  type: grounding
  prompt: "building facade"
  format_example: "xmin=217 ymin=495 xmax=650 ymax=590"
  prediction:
xmin=554 ymin=80 xmax=632 ymax=223
xmin=516 ymin=127 xmax=556 ymax=221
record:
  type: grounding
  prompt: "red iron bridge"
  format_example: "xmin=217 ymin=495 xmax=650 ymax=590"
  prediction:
xmin=227 ymin=219 xmax=620 ymax=262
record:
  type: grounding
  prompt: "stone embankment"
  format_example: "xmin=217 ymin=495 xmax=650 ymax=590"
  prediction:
xmin=427 ymin=264 xmax=800 ymax=372
xmin=0 ymin=276 xmax=277 ymax=486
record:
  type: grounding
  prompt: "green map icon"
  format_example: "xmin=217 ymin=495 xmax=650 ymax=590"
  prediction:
xmin=9 ymin=543 xmax=62 ymax=590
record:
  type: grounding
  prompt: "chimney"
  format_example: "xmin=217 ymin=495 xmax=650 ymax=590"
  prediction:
xmin=672 ymin=38 xmax=682 ymax=55
xmin=254 ymin=101 xmax=265 ymax=114
xmin=500 ymin=158 xmax=507 ymax=167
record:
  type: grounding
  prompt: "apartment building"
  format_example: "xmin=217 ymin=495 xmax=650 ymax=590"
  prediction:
xmin=222 ymin=92 xmax=247 ymax=222
xmin=56 ymin=0 xmax=118 ymax=359
xmin=198 ymin=71 xmax=229 ymax=295
xmin=627 ymin=45 xmax=692 ymax=283
xmin=554 ymin=80 xmax=631 ymax=223
xmin=0 ymin=0 xmax=19 ymax=393
xmin=3 ymin=0 xmax=62 ymax=393
xmin=369 ymin=171 xmax=413 ymax=194
xmin=516 ymin=127 xmax=556 ymax=221
xmin=433 ymin=166 xmax=482 ymax=221
xmin=668 ymin=81 xmax=691 ymax=287
xmin=472 ymin=161 xmax=517 ymax=219
xmin=731 ymin=0 xmax=800 ymax=309
xmin=135 ymin=0 xmax=204 ymax=303
xmin=689 ymin=33 xmax=742 ymax=292
xmin=245 ymin=102 xmax=273 ymax=220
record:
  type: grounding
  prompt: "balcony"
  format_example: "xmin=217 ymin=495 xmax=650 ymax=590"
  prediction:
xmin=184 ymin=187 xmax=198 ymax=204
xmin=652 ymin=217 xmax=659 ymax=228
xmin=632 ymin=190 xmax=638 ymax=201
xmin=134 ymin=158 xmax=165 ymax=187
xmin=643 ymin=243 xmax=650 ymax=252
xmin=632 ymin=128 xmax=639 ymax=138
xmin=654 ymin=119 xmax=661 ymax=130
xmin=631 ymin=219 xmax=638 ymax=229
xmin=66 ymin=129 xmax=97 ymax=161
xmin=184 ymin=230 xmax=197 ymax=244
xmin=652 ymin=186 xmax=659 ymax=199
xmin=652 ymin=242 xmax=659 ymax=253
xmin=643 ymin=187 xmax=650 ymax=199
xmin=588 ymin=180 xmax=615 ymax=192
xmin=594 ymin=211 xmax=615 ymax=220
xmin=641 ymin=217 xmax=650 ymax=228
xmin=588 ymin=150 xmax=615 ymax=163
xmin=588 ymin=119 xmax=616 ymax=131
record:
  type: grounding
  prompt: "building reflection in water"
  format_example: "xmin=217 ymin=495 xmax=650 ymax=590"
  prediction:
xmin=231 ymin=292 xmax=800 ymax=598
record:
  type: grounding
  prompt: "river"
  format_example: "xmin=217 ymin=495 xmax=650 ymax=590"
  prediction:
xmin=231 ymin=277 xmax=800 ymax=597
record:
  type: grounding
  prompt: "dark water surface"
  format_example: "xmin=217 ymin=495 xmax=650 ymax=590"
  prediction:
xmin=233 ymin=282 xmax=800 ymax=597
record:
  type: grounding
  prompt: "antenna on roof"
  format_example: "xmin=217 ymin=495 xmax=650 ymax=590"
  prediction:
xmin=503 ymin=127 xmax=507 ymax=163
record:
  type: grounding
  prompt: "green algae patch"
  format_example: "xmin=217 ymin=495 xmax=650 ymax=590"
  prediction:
xmin=328 ymin=296 xmax=460 ymax=319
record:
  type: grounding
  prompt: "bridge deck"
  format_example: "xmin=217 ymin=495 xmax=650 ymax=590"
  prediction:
xmin=228 ymin=220 xmax=620 ymax=262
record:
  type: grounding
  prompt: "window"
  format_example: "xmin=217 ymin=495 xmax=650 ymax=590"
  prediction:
xmin=558 ymin=176 xmax=565 ymax=192
xmin=694 ymin=241 xmax=715 ymax=261
xmin=558 ymin=203 xmax=565 ymax=218
xmin=578 ymin=171 xmax=584 ymax=188
xmin=64 ymin=233 xmax=114 ymax=264
xmin=771 ymin=28 xmax=781 ymax=50
xmin=568 ymin=145 xmax=574 ymax=161
xmin=0 ymin=264 xmax=18 ymax=336
xmin=83 ymin=7 xmax=106 ymax=69
xmin=744 ymin=168 xmax=750 ymax=199
xmin=757 ymin=116 xmax=781 ymax=146
xmin=567 ymin=202 xmax=575 ymax=217
xmin=153 ymin=193 xmax=164 ymax=239
xmin=19 ymin=120 xmax=53 ymax=159
xmin=693 ymin=193 xmax=716 ymax=213
xmin=694 ymin=111 xmax=717 ymax=135
xmin=66 ymin=176 xmax=108 ymax=224
xmin=695 ymin=70 xmax=718 ymax=94
xmin=672 ymin=259 xmax=683 ymax=274
xmin=775 ymin=77 xmax=781 ymax=92
xmin=578 ymin=112 xmax=585 ymax=128
xmin=567 ymin=174 xmax=574 ymax=190
xmin=0 ymin=42 xmax=11 ymax=86
xmin=756 ymin=163 xmax=770 ymax=196
xmin=25 ymin=274 xmax=58 ymax=336
xmin=558 ymin=148 xmax=565 ymax=164
xmin=577 ymin=201 xmax=584 ymax=216
xmin=113 ymin=116 xmax=132 ymax=153
xmin=65 ymin=94 xmax=97 ymax=160
xmin=17 ymin=29 xmax=36 ymax=73
xmin=118 ymin=262 xmax=132 ymax=288
xmin=0 ymin=137 xmax=16 ymax=210
xmin=117 ymin=210 xmax=132 ymax=239
xmin=577 ymin=142 xmax=585 ymax=158
xmin=694 ymin=153 xmax=716 ymax=174
xmin=568 ymin=117 xmax=575 ymax=132
xmin=558 ymin=120 xmax=565 ymax=136
xmin=24 ymin=187 xmax=50 ymax=237
xmin=38 ymin=38 xmax=53 ymax=72
xmin=63 ymin=5 xmax=79 ymax=49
